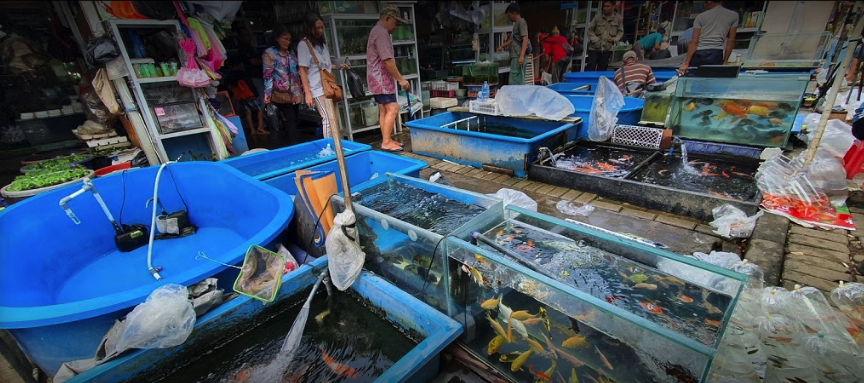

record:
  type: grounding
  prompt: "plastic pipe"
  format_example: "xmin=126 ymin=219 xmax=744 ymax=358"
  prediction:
xmin=146 ymin=162 xmax=173 ymax=280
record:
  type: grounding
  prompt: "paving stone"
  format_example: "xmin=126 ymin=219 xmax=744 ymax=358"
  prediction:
xmin=591 ymin=199 xmax=622 ymax=212
xmin=750 ymin=213 xmax=789 ymax=245
xmin=784 ymin=259 xmax=852 ymax=283
xmin=695 ymin=224 xmax=718 ymax=236
xmin=560 ymin=189 xmax=582 ymax=201
xmin=620 ymin=207 xmax=657 ymax=221
xmin=654 ymin=214 xmax=698 ymax=230
xmin=788 ymin=234 xmax=850 ymax=254
xmin=850 ymin=207 xmax=864 ymax=215
xmin=491 ymin=174 xmax=510 ymax=183
xmin=574 ymin=192 xmax=597 ymax=204
xmin=789 ymin=225 xmax=849 ymax=244
xmin=437 ymin=162 xmax=458 ymax=172
xmin=785 ymin=243 xmax=849 ymax=263
xmin=745 ymin=239 xmax=785 ymax=286
xmin=522 ymin=182 xmax=545 ymax=192
xmin=782 ymin=270 xmax=839 ymax=292
xmin=500 ymin=177 xmax=520 ymax=187
xmin=453 ymin=165 xmax=473 ymax=174
xmin=851 ymin=213 xmax=864 ymax=237
xmin=546 ymin=186 xmax=570 ymax=198
xmin=785 ymin=251 xmax=850 ymax=273
xmin=481 ymin=172 xmax=500 ymax=181
xmin=430 ymin=161 xmax=446 ymax=170
xmin=467 ymin=169 xmax=485 ymax=177
xmin=513 ymin=180 xmax=533 ymax=190
xmin=422 ymin=158 xmax=441 ymax=167
xmin=535 ymin=184 xmax=555 ymax=195
xmin=855 ymin=254 xmax=864 ymax=263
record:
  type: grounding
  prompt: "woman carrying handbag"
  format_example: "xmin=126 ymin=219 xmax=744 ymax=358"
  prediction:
xmin=263 ymin=25 xmax=303 ymax=145
xmin=298 ymin=12 xmax=349 ymax=139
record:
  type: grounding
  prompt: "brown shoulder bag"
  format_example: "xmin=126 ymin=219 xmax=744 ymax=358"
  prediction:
xmin=304 ymin=39 xmax=343 ymax=102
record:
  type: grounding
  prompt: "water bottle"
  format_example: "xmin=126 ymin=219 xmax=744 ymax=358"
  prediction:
xmin=478 ymin=81 xmax=490 ymax=102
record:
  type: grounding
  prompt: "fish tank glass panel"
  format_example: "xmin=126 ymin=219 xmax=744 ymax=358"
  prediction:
xmin=670 ymin=74 xmax=808 ymax=147
xmin=743 ymin=32 xmax=832 ymax=69
xmin=333 ymin=173 xmax=504 ymax=314
xmin=641 ymin=86 xmax=676 ymax=126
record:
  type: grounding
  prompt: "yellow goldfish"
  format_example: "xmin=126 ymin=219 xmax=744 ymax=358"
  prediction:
xmin=467 ymin=265 xmax=485 ymax=286
xmin=747 ymin=105 xmax=770 ymax=117
xmin=499 ymin=351 xmax=523 ymax=362
xmin=488 ymin=335 xmax=505 ymax=355
xmin=524 ymin=335 xmax=546 ymax=353
xmin=562 ymin=334 xmax=590 ymax=349
xmin=511 ymin=349 xmax=534 ymax=372
xmin=511 ymin=310 xmax=536 ymax=323
xmin=481 ymin=293 xmax=502 ymax=310
xmin=487 ymin=312 xmax=509 ymax=341
xmin=314 ymin=308 xmax=331 ymax=325
xmin=474 ymin=253 xmax=492 ymax=269
xmin=539 ymin=307 xmax=551 ymax=336
xmin=686 ymin=102 xmax=696 ymax=112
xmin=595 ymin=346 xmax=614 ymax=370
xmin=569 ymin=367 xmax=580 ymax=383
xmin=633 ymin=283 xmax=658 ymax=290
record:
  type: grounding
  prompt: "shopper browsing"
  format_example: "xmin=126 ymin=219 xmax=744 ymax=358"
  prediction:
xmin=633 ymin=28 xmax=664 ymax=61
xmin=677 ymin=1 xmax=739 ymax=74
xmin=366 ymin=5 xmax=409 ymax=152
xmin=495 ymin=3 xmax=529 ymax=85
xmin=263 ymin=25 xmax=304 ymax=145
xmin=585 ymin=0 xmax=623 ymax=71
xmin=613 ymin=51 xmax=655 ymax=96
xmin=298 ymin=12 xmax=349 ymax=139
xmin=226 ymin=55 xmax=268 ymax=136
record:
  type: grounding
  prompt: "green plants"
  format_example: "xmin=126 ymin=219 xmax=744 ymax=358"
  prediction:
xmin=20 ymin=154 xmax=91 ymax=173
xmin=6 ymin=167 xmax=91 ymax=192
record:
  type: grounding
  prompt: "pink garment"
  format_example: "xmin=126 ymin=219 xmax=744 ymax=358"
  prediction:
xmin=366 ymin=22 xmax=395 ymax=95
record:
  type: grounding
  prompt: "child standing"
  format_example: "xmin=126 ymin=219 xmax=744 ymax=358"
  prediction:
xmin=227 ymin=55 xmax=268 ymax=135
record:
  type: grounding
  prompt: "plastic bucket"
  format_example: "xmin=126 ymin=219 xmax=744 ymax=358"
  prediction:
xmin=94 ymin=162 xmax=132 ymax=177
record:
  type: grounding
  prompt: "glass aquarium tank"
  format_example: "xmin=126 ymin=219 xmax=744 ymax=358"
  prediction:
xmin=641 ymin=82 xmax=677 ymax=126
xmin=669 ymin=73 xmax=809 ymax=147
xmin=330 ymin=173 xmax=504 ymax=314
xmin=742 ymin=32 xmax=832 ymax=69
xmin=462 ymin=62 xmax=499 ymax=86
xmin=445 ymin=205 xmax=747 ymax=383
xmin=327 ymin=19 xmax=377 ymax=56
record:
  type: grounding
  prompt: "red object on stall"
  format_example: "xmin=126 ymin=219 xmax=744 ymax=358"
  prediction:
xmin=95 ymin=162 xmax=132 ymax=177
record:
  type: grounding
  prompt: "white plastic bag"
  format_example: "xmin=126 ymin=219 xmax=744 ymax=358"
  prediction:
xmin=326 ymin=210 xmax=364 ymax=291
xmin=587 ymin=77 xmax=624 ymax=142
xmin=486 ymin=188 xmax=537 ymax=211
xmin=692 ymin=250 xmax=741 ymax=269
xmin=730 ymin=260 xmax=764 ymax=291
xmin=709 ymin=204 xmax=763 ymax=238
xmin=556 ymin=200 xmax=594 ymax=216
xmin=496 ymin=85 xmax=575 ymax=121
xmin=114 ymin=284 xmax=196 ymax=353
xmin=799 ymin=115 xmax=855 ymax=159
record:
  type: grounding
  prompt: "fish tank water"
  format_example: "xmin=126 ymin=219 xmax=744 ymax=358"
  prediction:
xmin=669 ymin=73 xmax=809 ymax=147
xmin=641 ymin=82 xmax=677 ymax=126
xmin=332 ymin=173 xmax=503 ymax=314
xmin=445 ymin=206 xmax=747 ymax=383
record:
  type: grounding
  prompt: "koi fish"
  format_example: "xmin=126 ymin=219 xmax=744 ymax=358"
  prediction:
xmin=530 ymin=360 xmax=556 ymax=382
xmin=723 ymin=104 xmax=748 ymax=118
xmin=474 ymin=253 xmax=492 ymax=269
xmin=698 ymin=300 xmax=722 ymax=315
xmin=569 ymin=367 xmax=580 ymax=383
xmin=622 ymin=154 xmax=631 ymax=160
xmin=488 ymin=334 xmax=505 ymax=355
xmin=595 ymin=346 xmax=614 ymax=370
xmin=499 ymin=351 xmax=524 ymax=362
xmin=322 ymin=349 xmax=359 ymax=378
xmin=511 ymin=310 xmax=537 ymax=321
xmin=754 ymin=101 xmax=778 ymax=109
xmin=686 ymin=102 xmax=696 ymax=112
xmin=487 ymin=312 xmax=511 ymax=342
xmin=562 ymin=334 xmax=590 ymax=348
xmin=704 ymin=318 xmax=721 ymax=327
xmin=539 ymin=307 xmax=552 ymax=337
xmin=678 ymin=293 xmax=694 ymax=303
xmin=511 ymin=349 xmax=534 ymax=371
xmin=517 ymin=239 xmax=535 ymax=252
xmin=546 ymin=337 xmax=586 ymax=367
xmin=633 ymin=283 xmax=658 ymax=290
xmin=746 ymin=105 xmax=770 ymax=117
xmin=522 ymin=317 xmax=544 ymax=325
xmin=524 ymin=335 xmax=546 ymax=353
xmin=315 ymin=308 xmax=331 ymax=325
xmin=640 ymin=301 xmax=663 ymax=314
xmin=464 ymin=264 xmax=485 ymax=286
xmin=507 ymin=312 xmax=530 ymax=338
xmin=481 ymin=293 xmax=502 ymax=310
xmin=768 ymin=117 xmax=784 ymax=126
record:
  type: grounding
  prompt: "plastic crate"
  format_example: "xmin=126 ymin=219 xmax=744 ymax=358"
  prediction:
xmin=430 ymin=97 xmax=458 ymax=109
xmin=468 ymin=99 xmax=501 ymax=116
xmin=430 ymin=89 xmax=456 ymax=98
xmin=611 ymin=125 xmax=664 ymax=149
xmin=431 ymin=80 xmax=459 ymax=91
xmin=466 ymin=84 xmax=498 ymax=99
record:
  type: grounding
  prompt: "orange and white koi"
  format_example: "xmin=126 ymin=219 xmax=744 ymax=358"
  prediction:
xmin=322 ymin=349 xmax=359 ymax=378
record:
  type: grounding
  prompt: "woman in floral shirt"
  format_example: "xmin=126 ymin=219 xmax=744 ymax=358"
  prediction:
xmin=263 ymin=25 xmax=303 ymax=144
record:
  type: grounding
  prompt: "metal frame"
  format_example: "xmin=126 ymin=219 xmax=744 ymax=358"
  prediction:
xmin=474 ymin=1 xmax=513 ymax=74
xmin=107 ymin=19 xmax=224 ymax=164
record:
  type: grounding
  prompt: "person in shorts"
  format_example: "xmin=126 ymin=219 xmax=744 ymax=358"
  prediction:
xmin=227 ymin=55 xmax=267 ymax=135
xmin=366 ymin=5 xmax=410 ymax=152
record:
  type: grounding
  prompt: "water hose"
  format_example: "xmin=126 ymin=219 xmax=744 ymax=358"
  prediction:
xmin=146 ymin=162 xmax=173 ymax=280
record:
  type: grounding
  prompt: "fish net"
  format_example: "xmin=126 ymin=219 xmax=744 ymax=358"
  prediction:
xmin=233 ymin=245 xmax=286 ymax=303
xmin=611 ymin=124 xmax=664 ymax=149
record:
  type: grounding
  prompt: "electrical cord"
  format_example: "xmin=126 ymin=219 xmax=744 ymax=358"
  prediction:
xmin=118 ymin=169 xmax=128 ymax=227
xmin=413 ymin=234 xmax=453 ymax=297
xmin=303 ymin=193 xmax=340 ymax=266
xmin=165 ymin=164 xmax=189 ymax=213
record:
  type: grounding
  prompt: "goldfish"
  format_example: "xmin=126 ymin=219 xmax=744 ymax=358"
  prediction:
xmin=595 ymin=346 xmax=614 ymax=370
xmin=465 ymin=265 xmax=485 ymax=286
xmin=283 ymin=364 xmax=310 ymax=383
xmin=488 ymin=334 xmax=505 ymax=355
xmin=487 ymin=312 xmax=511 ymax=342
xmin=530 ymin=360 xmax=556 ymax=382
xmin=633 ymin=283 xmax=658 ymax=290
xmin=716 ymin=99 xmax=736 ymax=107
xmin=495 ymin=229 xmax=504 ymax=237
xmin=677 ymin=294 xmax=694 ymax=303
xmin=322 ymin=349 xmax=359 ymax=378
xmin=499 ymin=351 xmax=524 ymax=362
xmin=512 ymin=310 xmax=537 ymax=321
xmin=539 ymin=307 xmax=552 ymax=337
xmin=569 ymin=367 xmax=580 ymax=383
xmin=315 ymin=308 xmax=331 ymax=325
xmin=754 ymin=101 xmax=778 ymax=109
xmin=474 ymin=253 xmax=492 ymax=269
xmin=481 ymin=293 xmax=502 ymax=310
xmin=686 ymin=102 xmax=696 ymax=112
xmin=511 ymin=348 xmax=534 ymax=371
xmin=640 ymin=301 xmax=663 ymax=314
xmin=723 ymin=104 xmax=748 ymax=118
xmin=698 ymin=300 xmax=722 ymax=315
xmin=747 ymin=105 xmax=770 ymax=117
xmin=768 ymin=117 xmax=784 ymax=126
xmin=524 ymin=335 xmax=546 ymax=353
xmin=517 ymin=239 xmax=535 ymax=252
xmin=562 ymin=334 xmax=590 ymax=348
xmin=704 ymin=318 xmax=721 ymax=327
xmin=543 ymin=333 xmax=586 ymax=367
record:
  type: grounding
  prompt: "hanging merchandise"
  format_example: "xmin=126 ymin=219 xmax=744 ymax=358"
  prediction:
xmin=185 ymin=1 xmax=242 ymax=22
xmin=176 ymin=37 xmax=210 ymax=88
xmin=86 ymin=36 xmax=120 ymax=67
xmin=186 ymin=18 xmax=211 ymax=57
xmin=92 ymin=68 xmax=123 ymax=115
xmin=200 ymin=20 xmax=225 ymax=72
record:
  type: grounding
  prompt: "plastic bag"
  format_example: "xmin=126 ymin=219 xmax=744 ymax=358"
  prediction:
xmin=496 ymin=85 xmax=575 ymax=121
xmin=730 ymin=260 xmax=764 ymax=291
xmin=588 ymin=77 xmax=624 ymax=141
xmin=325 ymin=210 xmax=364 ymax=291
xmin=86 ymin=36 xmax=119 ymax=67
xmin=556 ymin=200 xmax=594 ymax=216
xmin=709 ymin=204 xmax=763 ymax=238
xmin=762 ymin=286 xmax=791 ymax=313
xmin=486 ymin=189 xmax=537 ymax=211
xmin=177 ymin=67 xmax=210 ymax=88
xmin=114 ymin=284 xmax=195 ymax=352
xmin=799 ymin=115 xmax=855 ymax=159
xmin=345 ymin=68 xmax=366 ymax=99
xmin=692 ymin=250 xmax=741 ymax=269
xmin=798 ymin=150 xmax=848 ymax=205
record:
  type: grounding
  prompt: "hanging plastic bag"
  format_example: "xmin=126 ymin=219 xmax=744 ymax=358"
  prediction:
xmin=85 ymin=36 xmax=119 ymax=67
xmin=92 ymin=68 xmax=123 ymax=115
xmin=345 ymin=68 xmax=366 ymax=99
xmin=496 ymin=85 xmax=575 ymax=121
xmin=588 ymin=77 xmax=624 ymax=141
xmin=326 ymin=210 xmax=365 ymax=291
xmin=176 ymin=37 xmax=210 ymax=88
xmin=114 ymin=284 xmax=195 ymax=352
xmin=709 ymin=204 xmax=763 ymax=238
xmin=486 ymin=188 xmax=537 ymax=211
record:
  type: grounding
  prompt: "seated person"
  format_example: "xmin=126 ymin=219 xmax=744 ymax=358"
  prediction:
xmin=613 ymin=51 xmax=656 ymax=95
xmin=633 ymin=27 xmax=664 ymax=60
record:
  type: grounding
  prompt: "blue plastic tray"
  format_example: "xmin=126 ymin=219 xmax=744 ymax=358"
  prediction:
xmin=221 ymin=138 xmax=371 ymax=180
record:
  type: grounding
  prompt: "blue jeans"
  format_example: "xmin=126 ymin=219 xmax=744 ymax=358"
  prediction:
xmin=690 ymin=49 xmax=724 ymax=67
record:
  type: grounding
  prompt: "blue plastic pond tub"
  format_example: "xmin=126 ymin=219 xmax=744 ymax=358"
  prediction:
xmin=221 ymin=138 xmax=371 ymax=180
xmin=0 ymin=162 xmax=293 ymax=376
xmin=406 ymin=112 xmax=578 ymax=177
xmin=263 ymin=150 xmax=427 ymax=197
xmin=563 ymin=70 xmax=678 ymax=88
xmin=65 ymin=257 xmax=462 ymax=383
xmin=562 ymin=94 xmax=645 ymax=139
xmin=546 ymin=82 xmax=596 ymax=94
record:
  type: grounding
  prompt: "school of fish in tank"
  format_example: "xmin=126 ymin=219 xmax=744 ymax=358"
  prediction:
xmin=673 ymin=98 xmax=797 ymax=147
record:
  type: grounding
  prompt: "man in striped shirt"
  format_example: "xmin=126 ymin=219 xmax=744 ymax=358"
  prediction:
xmin=613 ymin=51 xmax=655 ymax=95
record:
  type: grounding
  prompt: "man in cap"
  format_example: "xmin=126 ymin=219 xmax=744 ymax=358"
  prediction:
xmin=496 ymin=3 xmax=530 ymax=85
xmin=613 ymin=51 xmax=655 ymax=96
xmin=367 ymin=4 xmax=410 ymax=152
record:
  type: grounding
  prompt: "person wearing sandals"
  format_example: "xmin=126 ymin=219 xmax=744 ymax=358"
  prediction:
xmin=367 ymin=5 xmax=409 ymax=152
xmin=298 ymin=12 xmax=349 ymax=139
xmin=263 ymin=25 xmax=304 ymax=145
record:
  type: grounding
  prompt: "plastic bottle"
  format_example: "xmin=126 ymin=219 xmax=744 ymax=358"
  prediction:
xmin=478 ymin=81 xmax=490 ymax=102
